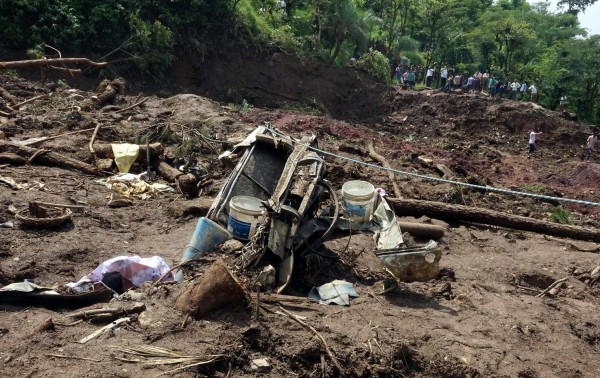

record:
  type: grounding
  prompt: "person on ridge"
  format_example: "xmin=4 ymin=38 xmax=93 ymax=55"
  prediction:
xmin=584 ymin=132 xmax=598 ymax=162
xmin=528 ymin=129 xmax=543 ymax=157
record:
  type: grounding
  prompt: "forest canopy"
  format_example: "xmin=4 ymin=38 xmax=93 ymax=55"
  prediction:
xmin=1 ymin=0 xmax=599 ymax=122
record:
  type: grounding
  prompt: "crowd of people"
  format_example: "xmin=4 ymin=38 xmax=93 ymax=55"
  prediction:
xmin=394 ymin=64 xmax=541 ymax=103
xmin=392 ymin=63 xmax=597 ymax=161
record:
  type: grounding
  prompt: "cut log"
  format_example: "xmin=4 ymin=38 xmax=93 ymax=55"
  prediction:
xmin=0 ymin=58 xmax=107 ymax=70
xmin=388 ymin=198 xmax=600 ymax=243
xmin=157 ymin=160 xmax=199 ymax=197
xmin=0 ymin=140 xmax=100 ymax=175
xmin=92 ymin=142 xmax=164 ymax=160
xmin=397 ymin=221 xmax=445 ymax=240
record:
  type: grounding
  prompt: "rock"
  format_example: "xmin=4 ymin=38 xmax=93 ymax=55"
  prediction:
xmin=250 ymin=358 xmax=270 ymax=372
xmin=131 ymin=114 xmax=149 ymax=121
xmin=219 ymin=239 xmax=245 ymax=254
xmin=167 ymin=197 xmax=214 ymax=218
xmin=95 ymin=158 xmax=114 ymax=171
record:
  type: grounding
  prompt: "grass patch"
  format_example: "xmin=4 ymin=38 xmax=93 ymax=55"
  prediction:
xmin=519 ymin=183 xmax=548 ymax=194
xmin=549 ymin=206 xmax=572 ymax=224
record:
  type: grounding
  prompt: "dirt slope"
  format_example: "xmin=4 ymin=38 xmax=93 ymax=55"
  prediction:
xmin=1 ymin=72 xmax=600 ymax=378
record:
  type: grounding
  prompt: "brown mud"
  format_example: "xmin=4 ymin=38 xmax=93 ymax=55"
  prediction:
xmin=1 ymin=53 xmax=600 ymax=377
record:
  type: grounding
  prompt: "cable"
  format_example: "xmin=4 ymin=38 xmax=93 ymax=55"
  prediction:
xmin=267 ymin=128 xmax=600 ymax=207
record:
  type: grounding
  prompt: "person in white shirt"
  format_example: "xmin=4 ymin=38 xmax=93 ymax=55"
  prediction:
xmin=440 ymin=66 xmax=448 ymax=89
xmin=426 ymin=67 xmax=434 ymax=87
xmin=529 ymin=83 xmax=538 ymax=103
xmin=528 ymin=129 xmax=543 ymax=157
xmin=585 ymin=132 xmax=598 ymax=161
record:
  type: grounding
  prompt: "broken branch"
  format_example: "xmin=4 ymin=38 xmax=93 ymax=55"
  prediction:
xmin=277 ymin=305 xmax=344 ymax=375
xmin=0 ymin=140 xmax=100 ymax=175
xmin=0 ymin=58 xmax=107 ymax=70
xmin=536 ymin=277 xmax=569 ymax=298
xmin=368 ymin=141 xmax=402 ymax=198
xmin=11 ymin=93 xmax=51 ymax=110
xmin=115 ymin=97 xmax=148 ymax=113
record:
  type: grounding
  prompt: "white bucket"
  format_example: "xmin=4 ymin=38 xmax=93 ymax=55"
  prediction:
xmin=228 ymin=196 xmax=264 ymax=240
xmin=342 ymin=180 xmax=375 ymax=222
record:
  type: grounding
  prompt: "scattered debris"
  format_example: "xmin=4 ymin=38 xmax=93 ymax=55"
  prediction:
xmin=309 ymin=280 xmax=358 ymax=305
xmin=250 ymin=358 xmax=271 ymax=372
xmin=78 ymin=317 xmax=130 ymax=344
xmin=68 ymin=256 xmax=173 ymax=293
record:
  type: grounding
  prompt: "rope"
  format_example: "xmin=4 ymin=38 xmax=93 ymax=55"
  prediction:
xmin=267 ymin=128 xmax=600 ymax=207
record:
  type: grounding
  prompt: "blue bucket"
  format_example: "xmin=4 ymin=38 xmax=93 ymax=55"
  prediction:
xmin=175 ymin=217 xmax=232 ymax=282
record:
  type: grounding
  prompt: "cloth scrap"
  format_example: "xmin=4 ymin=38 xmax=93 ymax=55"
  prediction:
xmin=111 ymin=143 xmax=140 ymax=173
xmin=308 ymin=280 xmax=358 ymax=306
xmin=67 ymin=255 xmax=174 ymax=291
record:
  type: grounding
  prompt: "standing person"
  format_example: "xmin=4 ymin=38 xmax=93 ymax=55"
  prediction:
xmin=426 ymin=67 xmax=434 ymax=87
xmin=584 ymin=132 xmax=598 ymax=161
xmin=440 ymin=65 xmax=448 ymax=89
xmin=395 ymin=63 xmax=403 ymax=84
xmin=519 ymin=81 xmax=527 ymax=100
xmin=495 ymin=79 xmax=502 ymax=98
xmin=510 ymin=79 xmax=520 ymax=100
xmin=560 ymin=94 xmax=568 ymax=112
xmin=454 ymin=72 xmax=462 ymax=89
xmin=443 ymin=73 xmax=454 ymax=92
xmin=482 ymin=71 xmax=490 ymax=93
xmin=529 ymin=83 xmax=538 ymax=103
xmin=473 ymin=71 xmax=481 ymax=92
xmin=407 ymin=68 xmax=416 ymax=90
xmin=465 ymin=75 xmax=474 ymax=93
xmin=488 ymin=76 xmax=496 ymax=97
xmin=528 ymin=129 xmax=543 ymax=157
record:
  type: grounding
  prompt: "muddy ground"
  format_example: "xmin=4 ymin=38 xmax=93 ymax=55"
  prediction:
xmin=1 ymin=67 xmax=600 ymax=378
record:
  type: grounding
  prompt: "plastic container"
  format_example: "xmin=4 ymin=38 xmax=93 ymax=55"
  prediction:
xmin=227 ymin=196 xmax=264 ymax=240
xmin=342 ymin=180 xmax=375 ymax=222
xmin=175 ymin=217 xmax=232 ymax=282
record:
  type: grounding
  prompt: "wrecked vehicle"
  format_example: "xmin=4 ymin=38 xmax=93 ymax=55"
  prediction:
xmin=177 ymin=125 xmax=442 ymax=292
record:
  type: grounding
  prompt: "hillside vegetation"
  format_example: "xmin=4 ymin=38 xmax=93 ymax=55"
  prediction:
xmin=1 ymin=0 xmax=600 ymax=123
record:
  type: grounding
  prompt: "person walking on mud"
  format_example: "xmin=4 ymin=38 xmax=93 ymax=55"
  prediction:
xmin=528 ymin=129 xmax=543 ymax=157
xmin=584 ymin=132 xmax=598 ymax=162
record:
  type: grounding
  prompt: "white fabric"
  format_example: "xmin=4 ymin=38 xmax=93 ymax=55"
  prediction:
xmin=529 ymin=131 xmax=537 ymax=144
xmin=587 ymin=135 xmax=597 ymax=149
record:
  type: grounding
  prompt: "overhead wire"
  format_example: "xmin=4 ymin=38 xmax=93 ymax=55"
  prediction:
xmin=267 ymin=127 xmax=600 ymax=207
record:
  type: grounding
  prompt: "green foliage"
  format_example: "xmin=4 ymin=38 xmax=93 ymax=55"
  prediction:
xmin=1 ymin=0 xmax=600 ymax=122
xmin=128 ymin=12 xmax=175 ymax=76
xmin=356 ymin=49 xmax=390 ymax=83
xmin=549 ymin=206 xmax=573 ymax=224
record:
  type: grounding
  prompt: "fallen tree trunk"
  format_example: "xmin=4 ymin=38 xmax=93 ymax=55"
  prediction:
xmin=388 ymin=198 xmax=600 ymax=243
xmin=0 ymin=140 xmax=100 ymax=175
xmin=0 ymin=58 xmax=107 ymax=70
xmin=157 ymin=160 xmax=199 ymax=197
xmin=91 ymin=142 xmax=164 ymax=160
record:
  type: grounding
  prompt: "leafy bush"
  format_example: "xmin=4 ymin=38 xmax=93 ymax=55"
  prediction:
xmin=355 ymin=48 xmax=390 ymax=83
xmin=549 ymin=206 xmax=572 ymax=224
xmin=270 ymin=25 xmax=303 ymax=54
